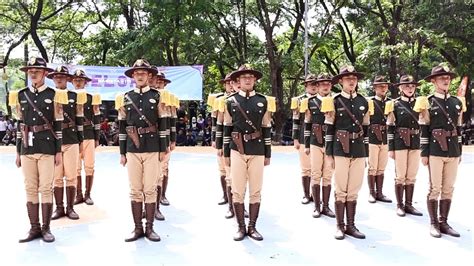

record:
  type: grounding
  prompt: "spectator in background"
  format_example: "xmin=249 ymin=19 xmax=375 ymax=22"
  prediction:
xmin=2 ymin=129 xmax=15 ymax=146
xmin=188 ymin=100 xmax=198 ymax=120
xmin=202 ymin=125 xmax=212 ymax=146
xmin=176 ymin=129 xmax=186 ymax=146
xmin=197 ymin=114 xmax=205 ymax=131
xmin=185 ymin=129 xmax=196 ymax=146
xmin=0 ymin=116 xmax=7 ymax=144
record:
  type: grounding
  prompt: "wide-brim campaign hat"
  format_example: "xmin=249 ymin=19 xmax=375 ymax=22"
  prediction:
xmin=70 ymin=69 xmax=92 ymax=82
xmin=372 ymin=75 xmax=391 ymax=86
xmin=124 ymin=59 xmax=158 ymax=78
xmin=332 ymin=65 xmax=364 ymax=84
xmin=20 ymin=57 xmax=54 ymax=73
xmin=315 ymin=73 xmax=333 ymax=83
xmin=423 ymin=65 xmax=456 ymax=81
xmin=394 ymin=75 xmax=420 ymax=87
xmin=156 ymin=69 xmax=171 ymax=84
xmin=229 ymin=64 xmax=263 ymax=81
xmin=47 ymin=65 xmax=73 ymax=79
xmin=301 ymin=73 xmax=318 ymax=84
xmin=219 ymin=72 xmax=233 ymax=84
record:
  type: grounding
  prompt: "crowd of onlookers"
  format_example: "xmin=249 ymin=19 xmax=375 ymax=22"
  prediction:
xmin=0 ymin=116 xmax=17 ymax=146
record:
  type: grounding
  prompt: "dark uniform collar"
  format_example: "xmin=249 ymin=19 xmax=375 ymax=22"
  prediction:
xmin=434 ymin=92 xmax=450 ymax=99
xmin=374 ymin=95 xmax=386 ymax=101
xmin=400 ymin=96 xmax=415 ymax=102
xmin=305 ymin=92 xmax=316 ymax=98
xmin=340 ymin=90 xmax=357 ymax=99
xmin=29 ymin=84 xmax=47 ymax=93
xmin=134 ymin=86 xmax=151 ymax=93
xmin=238 ymin=90 xmax=256 ymax=97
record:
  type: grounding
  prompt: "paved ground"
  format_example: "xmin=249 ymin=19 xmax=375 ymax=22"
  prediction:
xmin=0 ymin=146 xmax=472 ymax=265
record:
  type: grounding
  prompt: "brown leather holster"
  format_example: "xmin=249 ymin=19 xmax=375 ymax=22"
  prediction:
xmin=19 ymin=124 xmax=29 ymax=148
xmin=126 ymin=126 xmax=140 ymax=149
xmin=397 ymin=128 xmax=412 ymax=147
xmin=370 ymin=124 xmax=385 ymax=142
xmin=432 ymin=129 xmax=457 ymax=152
xmin=312 ymin=124 xmax=323 ymax=144
xmin=231 ymin=132 xmax=245 ymax=155
xmin=336 ymin=130 xmax=363 ymax=154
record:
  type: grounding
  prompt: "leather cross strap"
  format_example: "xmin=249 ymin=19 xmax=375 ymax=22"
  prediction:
xmin=23 ymin=91 xmax=58 ymax=139
xmin=397 ymin=101 xmax=419 ymax=123
xmin=311 ymin=97 xmax=321 ymax=110
xmin=336 ymin=97 xmax=363 ymax=132
xmin=373 ymin=99 xmax=385 ymax=115
xmin=230 ymin=97 xmax=258 ymax=132
xmin=125 ymin=94 xmax=155 ymax=128
xmin=431 ymin=97 xmax=455 ymax=126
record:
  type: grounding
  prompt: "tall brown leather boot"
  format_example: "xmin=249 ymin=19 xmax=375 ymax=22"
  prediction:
xmin=41 ymin=203 xmax=55 ymax=242
xmin=233 ymin=203 xmax=246 ymax=241
xmin=312 ymin=184 xmax=321 ymax=218
xmin=247 ymin=203 xmax=263 ymax=241
xmin=368 ymin=175 xmax=376 ymax=203
xmin=84 ymin=175 xmax=94 ymax=205
xmin=225 ymin=186 xmax=234 ymax=219
xmin=66 ymin=186 xmax=79 ymax=220
xmin=345 ymin=201 xmax=365 ymax=239
xmin=19 ymin=202 xmax=42 ymax=243
xmin=301 ymin=176 xmax=311 ymax=204
xmin=160 ymin=175 xmax=170 ymax=205
xmin=321 ymin=185 xmax=335 ymax=218
xmin=404 ymin=184 xmax=422 ymax=216
xmin=427 ymin=199 xmax=441 ymax=238
xmin=51 ymin=187 xmax=66 ymax=220
xmin=74 ymin=176 xmax=84 ymax=205
xmin=375 ymin=174 xmax=392 ymax=203
xmin=334 ymin=201 xmax=345 ymax=240
xmin=218 ymin=175 xmax=228 ymax=205
xmin=155 ymin=186 xmax=165 ymax=221
xmin=125 ymin=201 xmax=145 ymax=242
xmin=144 ymin=203 xmax=161 ymax=241
xmin=395 ymin=184 xmax=405 ymax=217
xmin=439 ymin=199 xmax=460 ymax=237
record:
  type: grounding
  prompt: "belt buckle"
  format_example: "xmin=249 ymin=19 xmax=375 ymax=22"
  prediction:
xmin=32 ymin=125 xmax=38 ymax=132
xmin=243 ymin=134 xmax=250 ymax=142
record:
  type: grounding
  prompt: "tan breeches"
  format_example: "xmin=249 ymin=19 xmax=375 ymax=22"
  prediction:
xmin=54 ymin=144 xmax=79 ymax=187
xmin=368 ymin=144 xmax=388 ymax=176
xmin=334 ymin=156 xmax=366 ymax=202
xmin=394 ymin=149 xmax=420 ymax=185
xmin=77 ymin=139 xmax=95 ymax=176
xmin=230 ymin=150 xmax=264 ymax=204
xmin=218 ymin=155 xmax=231 ymax=186
xmin=126 ymin=152 xmax=160 ymax=203
xmin=21 ymin=154 xmax=55 ymax=204
xmin=298 ymin=145 xmax=311 ymax=177
xmin=310 ymin=145 xmax=333 ymax=186
xmin=428 ymin=156 xmax=459 ymax=200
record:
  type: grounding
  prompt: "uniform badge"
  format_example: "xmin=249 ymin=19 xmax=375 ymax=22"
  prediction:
xmin=359 ymin=106 xmax=365 ymax=110
xmin=69 ymin=99 xmax=75 ymax=103
xmin=257 ymin=102 xmax=264 ymax=107
xmin=44 ymin=99 xmax=52 ymax=104
xmin=149 ymin=99 xmax=157 ymax=104
xmin=29 ymin=57 xmax=36 ymax=65
xmin=455 ymin=105 xmax=460 ymax=110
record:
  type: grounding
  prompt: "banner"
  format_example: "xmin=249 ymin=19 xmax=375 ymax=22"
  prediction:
xmin=43 ymin=64 xmax=204 ymax=101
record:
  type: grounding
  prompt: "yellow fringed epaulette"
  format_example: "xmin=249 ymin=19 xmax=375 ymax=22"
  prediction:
xmin=160 ymin=90 xmax=170 ymax=106
xmin=299 ymin=98 xmax=309 ymax=113
xmin=174 ymin=95 xmax=180 ymax=108
xmin=457 ymin=96 xmax=467 ymax=112
xmin=92 ymin=94 xmax=101 ymax=105
xmin=290 ymin=97 xmax=299 ymax=110
xmin=413 ymin=96 xmax=429 ymax=112
xmin=207 ymin=94 xmax=216 ymax=107
xmin=115 ymin=93 xmax=125 ymax=110
xmin=76 ymin=91 xmax=87 ymax=105
xmin=266 ymin=96 xmax=276 ymax=113
xmin=217 ymin=96 xmax=226 ymax=113
xmin=54 ymin=89 xmax=69 ymax=105
xmin=320 ymin=96 xmax=335 ymax=112
xmin=384 ymin=100 xmax=394 ymax=115
xmin=8 ymin=90 xmax=19 ymax=107
xmin=368 ymin=98 xmax=375 ymax=116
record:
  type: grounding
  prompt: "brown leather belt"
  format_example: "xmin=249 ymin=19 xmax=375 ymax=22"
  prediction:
xmin=243 ymin=131 xmax=261 ymax=142
xmin=370 ymin=124 xmax=386 ymax=130
xmin=62 ymin=121 xmax=76 ymax=129
xmin=22 ymin=123 xmax=52 ymax=133
xmin=137 ymin=126 xmax=157 ymax=134
xmin=396 ymin=127 xmax=419 ymax=134
xmin=83 ymin=120 xmax=93 ymax=126
xmin=337 ymin=130 xmax=363 ymax=139
xmin=443 ymin=129 xmax=458 ymax=137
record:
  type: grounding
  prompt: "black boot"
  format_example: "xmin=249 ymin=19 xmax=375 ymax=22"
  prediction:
xmin=125 ymin=201 xmax=145 ymax=242
xmin=19 ymin=202 xmax=42 ymax=243
xmin=312 ymin=184 xmax=321 ymax=218
xmin=247 ymin=203 xmax=263 ymax=241
xmin=66 ymin=186 xmax=79 ymax=220
xmin=345 ymin=201 xmax=365 ymax=239
xmin=155 ymin=186 xmax=165 ymax=221
xmin=439 ymin=199 xmax=460 ymax=237
xmin=321 ymin=185 xmax=335 ymax=218
xmin=225 ymin=186 xmax=234 ymax=219
xmin=41 ymin=203 xmax=55 ymax=243
xmin=144 ymin=203 xmax=161 ymax=241
xmin=427 ymin=199 xmax=441 ymax=238
xmin=233 ymin=203 xmax=246 ymax=241
xmin=84 ymin=175 xmax=94 ymax=205
xmin=395 ymin=184 xmax=406 ymax=217
xmin=404 ymin=184 xmax=422 ymax=216
xmin=160 ymin=175 xmax=170 ymax=205
xmin=74 ymin=176 xmax=84 ymax=205
xmin=301 ymin=176 xmax=311 ymax=204
xmin=51 ymin=187 xmax=66 ymax=220
xmin=375 ymin=174 xmax=392 ymax=203
xmin=334 ymin=201 xmax=345 ymax=240
xmin=218 ymin=175 xmax=228 ymax=205
xmin=368 ymin=175 xmax=376 ymax=203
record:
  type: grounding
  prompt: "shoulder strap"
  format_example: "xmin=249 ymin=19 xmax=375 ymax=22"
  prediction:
xmin=396 ymin=101 xmax=419 ymax=123
xmin=431 ymin=97 xmax=455 ymax=126
xmin=373 ymin=99 xmax=385 ymax=115
xmin=311 ymin=97 xmax=321 ymax=110
xmin=125 ymin=94 xmax=155 ymax=128
xmin=336 ymin=97 xmax=363 ymax=132
xmin=23 ymin=91 xmax=58 ymax=139
xmin=230 ymin=96 xmax=258 ymax=132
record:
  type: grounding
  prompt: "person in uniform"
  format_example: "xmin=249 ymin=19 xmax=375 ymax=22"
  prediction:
xmin=10 ymin=57 xmax=67 ymax=243
xmin=49 ymin=66 xmax=83 ymax=220
xmin=72 ymin=70 xmax=101 ymax=206
xmin=386 ymin=75 xmax=423 ymax=217
xmin=223 ymin=65 xmax=275 ymax=241
xmin=322 ymin=65 xmax=369 ymax=240
xmin=366 ymin=76 xmax=392 ymax=203
xmin=116 ymin=59 xmax=167 ymax=242
xmin=416 ymin=65 xmax=465 ymax=238
xmin=301 ymin=73 xmax=335 ymax=218
xmin=291 ymin=77 xmax=316 ymax=204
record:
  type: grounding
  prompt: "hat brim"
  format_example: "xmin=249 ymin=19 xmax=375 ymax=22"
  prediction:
xmin=69 ymin=75 xmax=92 ymax=82
xmin=219 ymin=78 xmax=231 ymax=84
xmin=394 ymin=81 xmax=420 ymax=87
xmin=301 ymin=79 xmax=317 ymax=85
xmin=423 ymin=72 xmax=456 ymax=82
xmin=125 ymin=67 xmax=158 ymax=78
xmin=332 ymin=72 xmax=364 ymax=84
xmin=46 ymin=72 xmax=73 ymax=79
xmin=315 ymin=79 xmax=333 ymax=84
xmin=20 ymin=66 xmax=54 ymax=73
xmin=373 ymin=82 xmax=391 ymax=86
xmin=230 ymin=69 xmax=263 ymax=81
xmin=161 ymin=78 xmax=171 ymax=84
